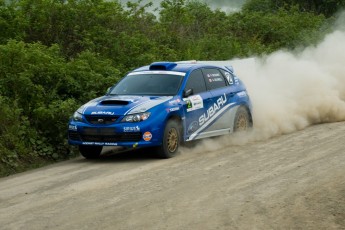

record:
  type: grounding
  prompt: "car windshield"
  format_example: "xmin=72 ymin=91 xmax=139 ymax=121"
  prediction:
xmin=109 ymin=73 xmax=184 ymax=96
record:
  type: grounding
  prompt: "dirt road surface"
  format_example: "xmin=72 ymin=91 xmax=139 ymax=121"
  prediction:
xmin=1 ymin=122 xmax=345 ymax=230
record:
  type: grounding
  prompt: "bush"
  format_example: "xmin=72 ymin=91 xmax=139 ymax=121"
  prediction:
xmin=0 ymin=40 xmax=121 ymax=176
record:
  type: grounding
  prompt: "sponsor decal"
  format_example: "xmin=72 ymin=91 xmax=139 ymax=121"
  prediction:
xmin=124 ymin=126 xmax=140 ymax=132
xmin=104 ymin=143 xmax=118 ymax=146
xmin=169 ymin=107 xmax=179 ymax=112
xmin=91 ymin=111 xmax=115 ymax=115
xmin=82 ymin=142 xmax=117 ymax=146
xmin=199 ymin=93 xmax=227 ymax=126
xmin=168 ymin=99 xmax=181 ymax=105
xmin=82 ymin=142 xmax=94 ymax=145
xmin=207 ymin=73 xmax=224 ymax=83
xmin=183 ymin=95 xmax=204 ymax=112
xmin=207 ymin=73 xmax=221 ymax=78
xmin=212 ymin=77 xmax=224 ymax=82
xmin=187 ymin=121 xmax=199 ymax=134
xmin=186 ymin=100 xmax=192 ymax=109
xmin=237 ymin=91 xmax=247 ymax=98
xmin=69 ymin=125 xmax=77 ymax=131
xmin=188 ymin=101 xmax=236 ymax=141
xmin=127 ymin=96 xmax=173 ymax=115
xmin=143 ymin=132 xmax=152 ymax=141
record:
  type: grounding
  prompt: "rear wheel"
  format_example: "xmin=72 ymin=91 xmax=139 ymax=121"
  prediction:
xmin=233 ymin=106 xmax=252 ymax=132
xmin=156 ymin=120 xmax=181 ymax=158
xmin=79 ymin=145 xmax=102 ymax=159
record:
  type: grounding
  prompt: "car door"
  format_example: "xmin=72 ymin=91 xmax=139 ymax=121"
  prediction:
xmin=182 ymin=69 xmax=213 ymax=141
xmin=197 ymin=68 xmax=238 ymax=137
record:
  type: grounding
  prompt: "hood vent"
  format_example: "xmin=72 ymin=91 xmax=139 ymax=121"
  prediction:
xmin=100 ymin=100 xmax=129 ymax=105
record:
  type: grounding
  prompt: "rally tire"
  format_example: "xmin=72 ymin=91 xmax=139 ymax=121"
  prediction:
xmin=233 ymin=106 xmax=252 ymax=132
xmin=156 ymin=119 xmax=181 ymax=158
xmin=79 ymin=145 xmax=102 ymax=159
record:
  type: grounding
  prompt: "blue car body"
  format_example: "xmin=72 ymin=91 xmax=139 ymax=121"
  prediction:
xmin=68 ymin=61 xmax=252 ymax=156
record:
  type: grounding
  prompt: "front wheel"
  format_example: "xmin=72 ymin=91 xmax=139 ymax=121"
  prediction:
xmin=233 ymin=106 xmax=252 ymax=132
xmin=155 ymin=119 xmax=181 ymax=158
xmin=79 ymin=145 xmax=102 ymax=159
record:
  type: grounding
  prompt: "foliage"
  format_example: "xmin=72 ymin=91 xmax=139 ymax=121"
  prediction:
xmin=0 ymin=40 xmax=120 ymax=176
xmin=228 ymin=6 xmax=326 ymax=51
xmin=243 ymin=0 xmax=345 ymax=17
xmin=0 ymin=0 xmax=342 ymax=176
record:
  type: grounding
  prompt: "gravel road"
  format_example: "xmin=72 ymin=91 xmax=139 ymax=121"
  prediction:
xmin=1 ymin=122 xmax=345 ymax=230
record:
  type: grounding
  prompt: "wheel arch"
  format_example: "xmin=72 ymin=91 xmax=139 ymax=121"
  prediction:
xmin=165 ymin=114 xmax=184 ymax=141
xmin=233 ymin=104 xmax=253 ymax=132
xmin=242 ymin=104 xmax=253 ymax=127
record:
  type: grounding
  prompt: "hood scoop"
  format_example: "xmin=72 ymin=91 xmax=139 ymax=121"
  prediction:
xmin=100 ymin=100 xmax=129 ymax=105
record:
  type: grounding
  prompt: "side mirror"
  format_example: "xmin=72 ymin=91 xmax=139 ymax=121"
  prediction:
xmin=183 ymin=88 xmax=193 ymax=98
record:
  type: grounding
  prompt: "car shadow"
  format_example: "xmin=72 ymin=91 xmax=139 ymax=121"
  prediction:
xmin=73 ymin=139 xmax=202 ymax=164
xmin=73 ymin=147 xmax=161 ymax=164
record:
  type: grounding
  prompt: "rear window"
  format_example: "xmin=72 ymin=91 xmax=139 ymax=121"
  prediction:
xmin=202 ymin=68 xmax=227 ymax=90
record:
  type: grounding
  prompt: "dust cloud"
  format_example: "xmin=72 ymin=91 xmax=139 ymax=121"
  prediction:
xmin=184 ymin=14 xmax=345 ymax=153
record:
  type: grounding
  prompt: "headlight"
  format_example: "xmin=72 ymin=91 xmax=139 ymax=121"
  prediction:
xmin=121 ymin=112 xmax=150 ymax=122
xmin=72 ymin=105 xmax=85 ymax=122
xmin=73 ymin=111 xmax=83 ymax=122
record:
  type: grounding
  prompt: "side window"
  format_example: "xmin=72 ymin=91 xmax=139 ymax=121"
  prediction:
xmin=220 ymin=69 xmax=234 ymax=85
xmin=202 ymin=68 xmax=227 ymax=90
xmin=184 ymin=69 xmax=207 ymax=94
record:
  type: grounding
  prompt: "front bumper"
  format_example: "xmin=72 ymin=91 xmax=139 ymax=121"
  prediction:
xmin=68 ymin=121 xmax=163 ymax=148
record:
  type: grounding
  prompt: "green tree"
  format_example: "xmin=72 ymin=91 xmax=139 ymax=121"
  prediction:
xmin=227 ymin=7 xmax=326 ymax=52
xmin=243 ymin=0 xmax=345 ymax=17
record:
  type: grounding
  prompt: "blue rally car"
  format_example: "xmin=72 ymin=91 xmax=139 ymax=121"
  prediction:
xmin=68 ymin=61 xmax=253 ymax=159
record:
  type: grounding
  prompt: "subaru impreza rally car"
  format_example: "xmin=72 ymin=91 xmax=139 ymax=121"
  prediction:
xmin=68 ymin=61 xmax=253 ymax=158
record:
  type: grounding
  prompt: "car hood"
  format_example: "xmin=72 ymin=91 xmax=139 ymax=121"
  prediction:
xmin=82 ymin=95 xmax=173 ymax=116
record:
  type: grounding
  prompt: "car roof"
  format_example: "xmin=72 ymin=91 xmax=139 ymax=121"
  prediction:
xmin=131 ymin=61 xmax=234 ymax=74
